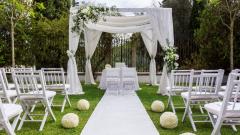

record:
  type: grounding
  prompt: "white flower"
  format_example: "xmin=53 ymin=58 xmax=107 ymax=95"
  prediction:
xmin=151 ymin=100 xmax=165 ymax=112
xmin=175 ymin=54 xmax=179 ymax=60
xmin=81 ymin=8 xmax=88 ymax=14
xmin=160 ymin=112 xmax=178 ymax=129
xmin=105 ymin=64 xmax=112 ymax=69
xmin=61 ymin=113 xmax=79 ymax=128
xmin=77 ymin=99 xmax=90 ymax=111
xmin=174 ymin=63 xmax=179 ymax=67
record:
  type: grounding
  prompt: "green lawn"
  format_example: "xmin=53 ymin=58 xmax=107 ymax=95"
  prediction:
xmin=1 ymin=84 xmax=239 ymax=135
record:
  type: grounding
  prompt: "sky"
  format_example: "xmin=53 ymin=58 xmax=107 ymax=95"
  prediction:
xmin=77 ymin=0 xmax=163 ymax=8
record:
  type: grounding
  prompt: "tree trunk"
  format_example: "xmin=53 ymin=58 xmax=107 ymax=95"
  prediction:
xmin=11 ymin=17 xmax=15 ymax=67
xmin=229 ymin=20 xmax=234 ymax=70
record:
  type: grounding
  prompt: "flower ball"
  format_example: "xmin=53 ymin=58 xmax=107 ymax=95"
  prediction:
xmin=105 ymin=64 xmax=112 ymax=69
xmin=61 ymin=113 xmax=79 ymax=128
xmin=151 ymin=100 xmax=165 ymax=112
xmin=77 ymin=99 xmax=90 ymax=111
xmin=160 ymin=112 xmax=178 ymax=129
xmin=180 ymin=133 xmax=196 ymax=135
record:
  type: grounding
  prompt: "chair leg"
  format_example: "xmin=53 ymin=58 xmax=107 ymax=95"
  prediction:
xmin=231 ymin=125 xmax=237 ymax=132
xmin=11 ymin=114 xmax=21 ymax=130
xmin=183 ymin=100 xmax=197 ymax=132
xmin=17 ymin=108 xmax=29 ymax=131
xmin=66 ymin=94 xmax=71 ymax=107
xmin=3 ymin=120 xmax=16 ymax=135
xmin=46 ymin=98 xmax=56 ymax=121
xmin=182 ymin=98 xmax=188 ymax=122
xmin=211 ymin=117 xmax=224 ymax=135
xmin=39 ymin=109 xmax=48 ymax=131
xmin=168 ymin=95 xmax=176 ymax=114
xmin=12 ymin=97 xmax=18 ymax=104
xmin=61 ymin=97 xmax=66 ymax=113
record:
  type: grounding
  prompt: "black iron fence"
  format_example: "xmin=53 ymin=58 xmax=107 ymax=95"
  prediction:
xmin=75 ymin=33 xmax=197 ymax=73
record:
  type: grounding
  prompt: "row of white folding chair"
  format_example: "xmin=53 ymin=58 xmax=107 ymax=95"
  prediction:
xmin=0 ymin=68 xmax=34 ymax=104
xmin=205 ymin=73 xmax=240 ymax=135
xmin=168 ymin=69 xmax=224 ymax=114
xmin=181 ymin=69 xmax=224 ymax=131
xmin=11 ymin=70 xmax=56 ymax=131
xmin=105 ymin=68 xmax=137 ymax=95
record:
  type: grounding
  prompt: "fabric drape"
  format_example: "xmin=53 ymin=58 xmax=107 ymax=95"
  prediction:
xmin=141 ymin=30 xmax=157 ymax=85
xmin=146 ymin=8 xmax=174 ymax=95
xmin=84 ymin=28 xmax=102 ymax=84
xmin=67 ymin=7 xmax=83 ymax=94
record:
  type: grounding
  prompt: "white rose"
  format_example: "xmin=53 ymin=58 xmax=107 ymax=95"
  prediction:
xmin=174 ymin=63 xmax=179 ymax=67
xmin=175 ymin=54 xmax=179 ymax=60
xmin=81 ymin=8 xmax=88 ymax=14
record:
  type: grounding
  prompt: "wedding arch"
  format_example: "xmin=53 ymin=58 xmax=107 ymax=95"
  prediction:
xmin=67 ymin=6 xmax=174 ymax=95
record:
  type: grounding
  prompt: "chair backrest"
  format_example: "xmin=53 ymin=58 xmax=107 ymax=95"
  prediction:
xmin=0 ymin=68 xmax=10 ymax=90
xmin=105 ymin=68 xmax=121 ymax=78
xmin=115 ymin=62 xmax=126 ymax=68
xmin=0 ymin=70 xmax=8 ymax=99
xmin=190 ymin=69 xmax=224 ymax=97
xmin=41 ymin=68 xmax=66 ymax=89
xmin=220 ymin=73 xmax=240 ymax=116
xmin=170 ymin=70 xmax=194 ymax=92
xmin=122 ymin=68 xmax=137 ymax=78
xmin=12 ymin=70 xmax=45 ymax=99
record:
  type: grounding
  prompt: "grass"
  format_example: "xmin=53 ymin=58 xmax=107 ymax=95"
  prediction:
xmin=1 ymin=84 xmax=239 ymax=135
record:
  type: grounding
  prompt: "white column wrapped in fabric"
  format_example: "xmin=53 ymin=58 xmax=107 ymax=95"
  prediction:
xmin=84 ymin=27 xmax=102 ymax=84
xmin=67 ymin=7 xmax=84 ymax=94
xmin=146 ymin=8 xmax=174 ymax=95
xmin=141 ymin=30 xmax=157 ymax=85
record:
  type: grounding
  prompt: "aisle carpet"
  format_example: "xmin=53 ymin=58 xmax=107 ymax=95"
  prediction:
xmin=80 ymin=92 xmax=160 ymax=135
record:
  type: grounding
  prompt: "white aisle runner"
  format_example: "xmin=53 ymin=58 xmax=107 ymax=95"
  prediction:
xmin=80 ymin=93 xmax=160 ymax=135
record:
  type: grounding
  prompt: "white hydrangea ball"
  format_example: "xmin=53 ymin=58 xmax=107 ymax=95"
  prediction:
xmin=77 ymin=99 xmax=90 ymax=111
xmin=151 ymin=100 xmax=165 ymax=112
xmin=160 ymin=112 xmax=178 ymax=129
xmin=61 ymin=113 xmax=79 ymax=128
xmin=105 ymin=64 xmax=112 ymax=69
xmin=180 ymin=133 xmax=196 ymax=135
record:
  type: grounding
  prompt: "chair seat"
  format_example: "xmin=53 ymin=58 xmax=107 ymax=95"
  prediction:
xmin=7 ymin=83 xmax=15 ymax=89
xmin=46 ymin=84 xmax=70 ymax=89
xmin=181 ymin=92 xmax=219 ymax=100
xmin=205 ymin=102 xmax=240 ymax=117
xmin=2 ymin=104 xmax=22 ymax=119
xmin=122 ymin=78 xmax=136 ymax=81
xmin=219 ymin=91 xmax=240 ymax=98
xmin=20 ymin=90 xmax=56 ymax=99
xmin=166 ymin=86 xmax=189 ymax=92
xmin=0 ymin=90 xmax=17 ymax=97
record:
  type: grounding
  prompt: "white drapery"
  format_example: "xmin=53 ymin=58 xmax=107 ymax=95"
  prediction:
xmin=67 ymin=7 xmax=83 ymax=94
xmin=146 ymin=8 xmax=174 ymax=95
xmin=68 ymin=7 xmax=174 ymax=94
xmin=84 ymin=28 xmax=102 ymax=84
xmin=141 ymin=30 xmax=157 ymax=85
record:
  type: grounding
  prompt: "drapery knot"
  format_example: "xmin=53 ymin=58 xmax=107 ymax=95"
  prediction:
xmin=86 ymin=56 xmax=91 ymax=61
xmin=67 ymin=50 xmax=75 ymax=58
xmin=150 ymin=55 xmax=155 ymax=59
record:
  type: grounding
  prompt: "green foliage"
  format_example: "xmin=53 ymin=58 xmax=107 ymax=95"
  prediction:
xmin=183 ymin=2 xmax=230 ymax=70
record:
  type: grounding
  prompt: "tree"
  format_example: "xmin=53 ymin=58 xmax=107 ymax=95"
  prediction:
xmin=0 ymin=0 xmax=44 ymax=67
xmin=217 ymin=0 xmax=240 ymax=70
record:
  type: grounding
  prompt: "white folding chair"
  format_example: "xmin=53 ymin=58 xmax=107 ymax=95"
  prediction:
xmin=0 ymin=70 xmax=17 ymax=103
xmin=219 ymin=69 xmax=240 ymax=97
xmin=0 ymin=103 xmax=23 ymax=135
xmin=0 ymin=68 xmax=15 ymax=90
xmin=41 ymin=68 xmax=71 ymax=112
xmin=115 ymin=62 xmax=126 ymax=68
xmin=181 ymin=69 xmax=224 ymax=131
xmin=12 ymin=70 xmax=56 ymax=131
xmin=205 ymin=73 xmax=240 ymax=135
xmin=167 ymin=70 xmax=194 ymax=114
xmin=105 ymin=68 xmax=121 ymax=95
xmin=122 ymin=68 xmax=138 ymax=94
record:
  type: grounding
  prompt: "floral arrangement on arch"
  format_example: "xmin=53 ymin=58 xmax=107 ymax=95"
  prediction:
xmin=72 ymin=2 xmax=118 ymax=34
xmin=163 ymin=40 xmax=179 ymax=72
